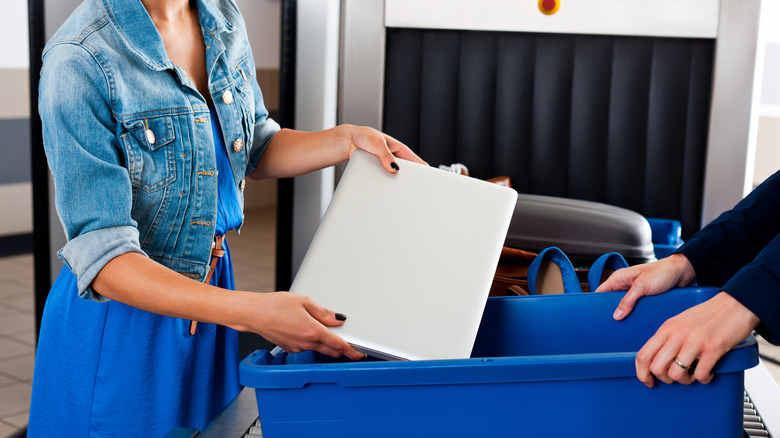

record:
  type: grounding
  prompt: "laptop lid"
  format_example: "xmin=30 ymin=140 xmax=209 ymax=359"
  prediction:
xmin=290 ymin=150 xmax=518 ymax=361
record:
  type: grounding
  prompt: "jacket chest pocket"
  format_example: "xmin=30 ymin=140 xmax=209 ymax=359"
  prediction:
xmin=120 ymin=115 xmax=177 ymax=192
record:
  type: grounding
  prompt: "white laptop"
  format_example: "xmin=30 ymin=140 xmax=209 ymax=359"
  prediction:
xmin=290 ymin=150 xmax=518 ymax=361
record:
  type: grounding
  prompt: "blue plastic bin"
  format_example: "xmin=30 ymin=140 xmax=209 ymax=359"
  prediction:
xmin=240 ymin=288 xmax=757 ymax=437
xmin=647 ymin=217 xmax=685 ymax=259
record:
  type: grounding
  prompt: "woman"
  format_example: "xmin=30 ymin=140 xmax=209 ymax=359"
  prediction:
xmin=597 ymin=170 xmax=780 ymax=388
xmin=28 ymin=0 xmax=424 ymax=436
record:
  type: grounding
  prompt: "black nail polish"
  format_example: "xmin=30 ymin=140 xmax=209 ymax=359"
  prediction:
xmin=390 ymin=162 xmax=400 ymax=171
xmin=335 ymin=313 xmax=347 ymax=321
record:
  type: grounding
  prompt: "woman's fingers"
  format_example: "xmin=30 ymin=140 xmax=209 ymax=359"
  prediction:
xmin=301 ymin=299 xmax=367 ymax=360
xmin=612 ymin=281 xmax=648 ymax=321
xmin=593 ymin=265 xmax=653 ymax=320
xmin=301 ymin=299 xmax=366 ymax=360
xmin=599 ymin=254 xmax=697 ymax=321
xmin=635 ymin=329 xmax=666 ymax=387
xmin=372 ymin=141 xmax=402 ymax=174
xmin=649 ymin=336 xmax=685 ymax=385
xmin=303 ymin=299 xmax=348 ymax=328
xmin=634 ymin=292 xmax=759 ymax=387
xmin=248 ymin=292 xmax=365 ymax=361
xmin=384 ymin=133 xmax=427 ymax=165
xmin=594 ymin=265 xmax=638 ymax=293
xmin=347 ymin=126 xmax=399 ymax=173
xmin=347 ymin=125 xmax=427 ymax=173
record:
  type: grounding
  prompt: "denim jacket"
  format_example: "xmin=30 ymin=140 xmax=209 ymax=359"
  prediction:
xmin=39 ymin=0 xmax=280 ymax=300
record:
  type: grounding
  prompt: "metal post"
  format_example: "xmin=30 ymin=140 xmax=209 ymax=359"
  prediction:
xmin=275 ymin=0 xmax=296 ymax=291
xmin=29 ymin=0 xmax=49 ymax=340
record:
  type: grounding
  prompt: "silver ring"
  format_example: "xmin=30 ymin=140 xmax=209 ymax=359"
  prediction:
xmin=674 ymin=358 xmax=689 ymax=370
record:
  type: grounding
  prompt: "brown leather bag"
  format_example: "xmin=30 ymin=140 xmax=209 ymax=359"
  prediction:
xmin=490 ymin=246 xmax=536 ymax=296
xmin=490 ymin=247 xmax=592 ymax=296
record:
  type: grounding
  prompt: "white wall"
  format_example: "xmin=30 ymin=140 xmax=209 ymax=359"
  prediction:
xmin=0 ymin=0 xmax=32 ymax=239
xmin=757 ymin=1 xmax=780 ymax=187
xmin=0 ymin=0 xmax=31 ymax=119
xmin=0 ymin=0 xmax=29 ymax=68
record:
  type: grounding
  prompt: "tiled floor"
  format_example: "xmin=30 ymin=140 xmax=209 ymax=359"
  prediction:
xmin=1 ymin=206 xmax=780 ymax=437
xmin=0 ymin=252 xmax=36 ymax=438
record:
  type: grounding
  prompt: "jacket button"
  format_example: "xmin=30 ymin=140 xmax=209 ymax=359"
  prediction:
xmin=222 ymin=90 xmax=234 ymax=104
xmin=145 ymin=128 xmax=156 ymax=145
xmin=233 ymin=138 xmax=244 ymax=152
xmin=239 ymin=179 xmax=246 ymax=192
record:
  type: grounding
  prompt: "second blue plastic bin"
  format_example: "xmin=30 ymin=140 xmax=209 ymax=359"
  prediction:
xmin=240 ymin=288 xmax=757 ymax=437
xmin=647 ymin=217 xmax=685 ymax=259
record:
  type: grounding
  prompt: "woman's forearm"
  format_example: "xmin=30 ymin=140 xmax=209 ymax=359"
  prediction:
xmin=251 ymin=127 xmax=350 ymax=179
xmin=251 ymin=124 xmax=424 ymax=179
xmin=91 ymin=252 xmax=250 ymax=331
xmin=90 ymin=252 xmax=366 ymax=359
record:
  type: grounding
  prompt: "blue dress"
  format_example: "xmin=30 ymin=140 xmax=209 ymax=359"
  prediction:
xmin=29 ymin=107 xmax=245 ymax=437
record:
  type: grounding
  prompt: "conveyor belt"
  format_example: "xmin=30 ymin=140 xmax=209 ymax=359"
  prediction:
xmin=242 ymin=419 xmax=262 ymax=438
xmin=745 ymin=392 xmax=772 ymax=437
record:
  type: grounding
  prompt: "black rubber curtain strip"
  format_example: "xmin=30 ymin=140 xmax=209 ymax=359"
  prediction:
xmin=384 ymin=28 xmax=714 ymax=239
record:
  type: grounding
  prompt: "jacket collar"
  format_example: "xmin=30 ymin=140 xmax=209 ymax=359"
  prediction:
xmin=101 ymin=0 xmax=234 ymax=71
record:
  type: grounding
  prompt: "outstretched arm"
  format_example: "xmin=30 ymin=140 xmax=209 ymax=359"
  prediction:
xmin=250 ymin=125 xmax=426 ymax=179
xmin=92 ymin=252 xmax=366 ymax=360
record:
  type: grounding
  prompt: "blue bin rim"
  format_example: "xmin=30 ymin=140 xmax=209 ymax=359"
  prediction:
xmin=240 ymin=338 xmax=756 ymax=389
xmin=241 ymin=308 xmax=757 ymax=391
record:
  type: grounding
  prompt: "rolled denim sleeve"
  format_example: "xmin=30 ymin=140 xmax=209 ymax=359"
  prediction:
xmin=246 ymin=108 xmax=281 ymax=176
xmin=40 ymin=43 xmax=146 ymax=301
xmin=245 ymin=58 xmax=280 ymax=175
xmin=228 ymin=12 xmax=280 ymax=176
xmin=59 ymin=227 xmax=143 ymax=302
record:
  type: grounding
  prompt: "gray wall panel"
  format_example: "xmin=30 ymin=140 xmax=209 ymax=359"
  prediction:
xmin=0 ymin=118 xmax=31 ymax=184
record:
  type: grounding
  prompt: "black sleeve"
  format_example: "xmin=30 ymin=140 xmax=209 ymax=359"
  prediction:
xmin=677 ymin=170 xmax=780 ymax=343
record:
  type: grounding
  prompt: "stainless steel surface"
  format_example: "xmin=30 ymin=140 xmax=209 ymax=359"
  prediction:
xmin=290 ymin=0 xmax=340 ymax=276
xmin=701 ymin=0 xmax=765 ymax=228
xmin=385 ymin=0 xmax=719 ymax=38
xmin=338 ymin=0 xmax=385 ymax=130
xmin=339 ymin=0 xmax=766 ymax=231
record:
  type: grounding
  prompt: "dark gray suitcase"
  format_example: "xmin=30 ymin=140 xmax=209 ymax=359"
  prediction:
xmin=505 ymin=194 xmax=656 ymax=266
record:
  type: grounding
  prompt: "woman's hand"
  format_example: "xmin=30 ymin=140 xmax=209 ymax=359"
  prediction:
xmin=340 ymin=124 xmax=427 ymax=173
xmin=634 ymin=291 xmax=759 ymax=387
xmin=233 ymin=291 xmax=367 ymax=360
xmin=595 ymin=254 xmax=759 ymax=386
xmin=595 ymin=253 xmax=697 ymax=320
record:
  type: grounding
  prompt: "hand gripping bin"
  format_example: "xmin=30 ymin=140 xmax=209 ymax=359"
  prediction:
xmin=240 ymin=288 xmax=758 ymax=437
